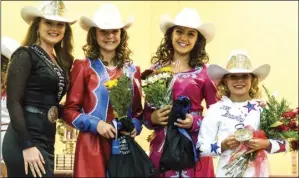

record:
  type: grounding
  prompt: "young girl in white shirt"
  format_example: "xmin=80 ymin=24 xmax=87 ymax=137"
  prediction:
xmin=197 ymin=50 xmax=287 ymax=177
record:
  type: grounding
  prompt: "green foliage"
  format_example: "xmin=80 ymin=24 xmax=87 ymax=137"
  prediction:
xmin=142 ymin=77 xmax=172 ymax=108
xmin=260 ymin=85 xmax=291 ymax=138
xmin=280 ymin=131 xmax=298 ymax=139
xmin=109 ymin=75 xmax=132 ymax=118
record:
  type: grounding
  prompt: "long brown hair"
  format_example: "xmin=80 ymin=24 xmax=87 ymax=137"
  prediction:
xmin=82 ymin=27 xmax=132 ymax=68
xmin=151 ymin=26 xmax=209 ymax=68
xmin=216 ymin=74 xmax=262 ymax=99
xmin=1 ymin=54 xmax=9 ymax=94
xmin=22 ymin=17 xmax=74 ymax=72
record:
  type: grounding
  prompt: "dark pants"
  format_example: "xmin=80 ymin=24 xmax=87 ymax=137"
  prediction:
xmin=2 ymin=111 xmax=55 ymax=177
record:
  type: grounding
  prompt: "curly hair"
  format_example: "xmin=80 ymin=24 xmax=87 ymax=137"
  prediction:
xmin=82 ymin=27 xmax=132 ymax=68
xmin=216 ymin=74 xmax=262 ymax=100
xmin=21 ymin=17 xmax=75 ymax=72
xmin=1 ymin=54 xmax=9 ymax=93
xmin=151 ymin=26 xmax=209 ymax=68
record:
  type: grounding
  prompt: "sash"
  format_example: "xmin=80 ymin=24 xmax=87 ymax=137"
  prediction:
xmin=88 ymin=58 xmax=110 ymax=121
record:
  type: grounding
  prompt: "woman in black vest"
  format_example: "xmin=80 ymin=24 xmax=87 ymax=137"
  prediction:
xmin=2 ymin=1 xmax=76 ymax=177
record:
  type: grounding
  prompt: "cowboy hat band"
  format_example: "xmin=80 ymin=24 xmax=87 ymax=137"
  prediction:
xmin=21 ymin=1 xmax=76 ymax=25
xmin=79 ymin=3 xmax=134 ymax=31
xmin=160 ymin=8 xmax=215 ymax=43
xmin=207 ymin=50 xmax=271 ymax=82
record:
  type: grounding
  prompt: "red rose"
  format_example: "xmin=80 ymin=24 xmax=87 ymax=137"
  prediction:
xmin=288 ymin=121 xmax=298 ymax=129
xmin=290 ymin=140 xmax=299 ymax=151
xmin=276 ymin=125 xmax=290 ymax=131
xmin=282 ymin=111 xmax=297 ymax=119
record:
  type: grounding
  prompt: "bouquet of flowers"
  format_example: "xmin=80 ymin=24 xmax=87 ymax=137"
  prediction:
xmin=105 ymin=75 xmax=132 ymax=121
xmin=260 ymin=85 xmax=299 ymax=151
xmin=141 ymin=66 xmax=173 ymax=109
xmin=223 ymin=85 xmax=299 ymax=177
xmin=106 ymin=76 xmax=158 ymax=178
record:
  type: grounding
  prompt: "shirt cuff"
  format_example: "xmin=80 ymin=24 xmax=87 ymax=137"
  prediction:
xmin=268 ymin=139 xmax=287 ymax=154
xmin=23 ymin=140 xmax=35 ymax=150
xmin=72 ymin=114 xmax=101 ymax=134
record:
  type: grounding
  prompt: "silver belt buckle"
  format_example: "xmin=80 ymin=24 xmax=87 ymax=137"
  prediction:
xmin=47 ymin=106 xmax=58 ymax=123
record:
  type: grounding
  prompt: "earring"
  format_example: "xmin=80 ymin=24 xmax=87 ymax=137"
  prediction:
xmin=249 ymin=88 xmax=254 ymax=97
xmin=61 ymin=40 xmax=64 ymax=48
xmin=36 ymin=31 xmax=41 ymax=45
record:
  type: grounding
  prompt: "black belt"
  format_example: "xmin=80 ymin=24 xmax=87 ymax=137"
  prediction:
xmin=24 ymin=106 xmax=48 ymax=115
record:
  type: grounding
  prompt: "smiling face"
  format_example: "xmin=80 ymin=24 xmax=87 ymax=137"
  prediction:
xmin=171 ymin=26 xmax=198 ymax=56
xmin=96 ymin=28 xmax=121 ymax=53
xmin=224 ymin=73 xmax=253 ymax=101
xmin=38 ymin=18 xmax=66 ymax=47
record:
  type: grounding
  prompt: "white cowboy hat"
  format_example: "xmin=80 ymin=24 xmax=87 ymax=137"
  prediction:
xmin=21 ymin=1 xmax=76 ymax=25
xmin=160 ymin=8 xmax=215 ymax=43
xmin=79 ymin=3 xmax=134 ymax=31
xmin=1 ymin=36 xmax=20 ymax=59
xmin=207 ymin=50 xmax=270 ymax=83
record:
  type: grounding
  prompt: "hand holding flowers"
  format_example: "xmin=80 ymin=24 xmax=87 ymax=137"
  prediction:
xmin=150 ymin=105 xmax=172 ymax=126
xmin=142 ymin=66 xmax=173 ymax=109
xmin=223 ymin=127 xmax=268 ymax=177
xmin=105 ymin=75 xmax=135 ymax=135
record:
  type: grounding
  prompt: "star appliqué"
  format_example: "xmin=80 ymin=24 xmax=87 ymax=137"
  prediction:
xmin=211 ymin=142 xmax=220 ymax=154
xmin=256 ymin=100 xmax=264 ymax=113
xmin=243 ymin=101 xmax=256 ymax=113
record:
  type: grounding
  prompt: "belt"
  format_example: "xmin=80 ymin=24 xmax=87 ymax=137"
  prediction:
xmin=24 ymin=106 xmax=48 ymax=115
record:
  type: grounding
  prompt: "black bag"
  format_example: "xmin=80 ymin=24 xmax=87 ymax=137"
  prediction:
xmin=159 ymin=96 xmax=197 ymax=173
xmin=107 ymin=120 xmax=157 ymax=177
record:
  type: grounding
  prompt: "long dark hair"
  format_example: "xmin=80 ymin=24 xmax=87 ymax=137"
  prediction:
xmin=82 ymin=27 xmax=132 ymax=68
xmin=1 ymin=54 xmax=9 ymax=94
xmin=22 ymin=17 xmax=74 ymax=72
xmin=151 ymin=26 xmax=209 ymax=68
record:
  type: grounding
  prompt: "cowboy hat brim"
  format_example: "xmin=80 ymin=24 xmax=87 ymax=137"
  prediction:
xmin=207 ymin=64 xmax=271 ymax=83
xmin=21 ymin=6 xmax=76 ymax=25
xmin=79 ymin=16 xmax=134 ymax=31
xmin=1 ymin=36 xmax=20 ymax=59
xmin=160 ymin=14 xmax=215 ymax=43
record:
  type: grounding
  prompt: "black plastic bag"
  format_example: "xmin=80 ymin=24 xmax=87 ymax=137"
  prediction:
xmin=159 ymin=96 xmax=197 ymax=173
xmin=107 ymin=120 xmax=157 ymax=177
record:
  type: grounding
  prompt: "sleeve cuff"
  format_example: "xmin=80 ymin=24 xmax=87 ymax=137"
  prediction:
xmin=268 ymin=139 xmax=287 ymax=154
xmin=197 ymin=141 xmax=222 ymax=157
xmin=23 ymin=140 xmax=35 ymax=150
xmin=72 ymin=114 xmax=101 ymax=134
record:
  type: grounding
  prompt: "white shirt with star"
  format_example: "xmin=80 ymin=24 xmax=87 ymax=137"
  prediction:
xmin=196 ymin=96 xmax=286 ymax=177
